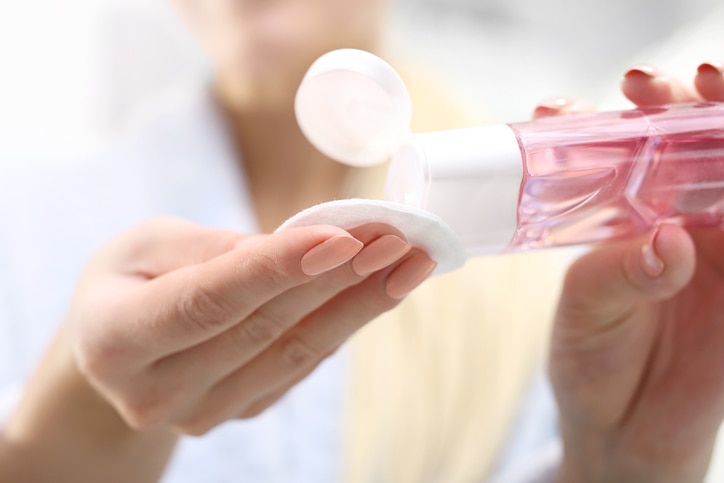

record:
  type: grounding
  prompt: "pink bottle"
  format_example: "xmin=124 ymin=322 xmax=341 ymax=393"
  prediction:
xmin=296 ymin=49 xmax=724 ymax=255
xmin=386 ymin=103 xmax=724 ymax=254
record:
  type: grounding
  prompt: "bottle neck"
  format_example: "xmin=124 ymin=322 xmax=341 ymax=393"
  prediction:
xmin=385 ymin=125 xmax=524 ymax=254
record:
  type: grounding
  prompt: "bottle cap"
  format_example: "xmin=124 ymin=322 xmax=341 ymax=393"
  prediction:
xmin=295 ymin=49 xmax=412 ymax=167
xmin=296 ymin=49 xmax=524 ymax=255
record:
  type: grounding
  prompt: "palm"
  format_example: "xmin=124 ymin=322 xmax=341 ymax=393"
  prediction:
xmin=544 ymin=60 xmax=724 ymax=481
xmin=552 ymin=229 xmax=724 ymax=479
xmin=620 ymin=230 xmax=724 ymax=465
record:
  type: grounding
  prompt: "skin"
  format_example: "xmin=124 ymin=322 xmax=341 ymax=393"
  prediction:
xmin=172 ymin=0 xmax=390 ymax=233
xmin=0 ymin=0 xmax=722 ymax=481
xmin=0 ymin=218 xmax=434 ymax=482
xmin=536 ymin=66 xmax=724 ymax=482
xmin=0 ymin=2 xmax=437 ymax=481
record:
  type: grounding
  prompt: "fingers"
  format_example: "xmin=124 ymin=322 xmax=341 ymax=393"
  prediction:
xmin=156 ymin=226 xmax=367 ymax=349
xmin=532 ymin=97 xmax=596 ymax=120
xmin=557 ymin=224 xmax=696 ymax=331
xmin=623 ymin=62 xmax=724 ymax=105
xmin=150 ymin=231 xmax=412 ymax=394
xmin=172 ymin=249 xmax=436 ymax=434
xmin=76 ymin=225 xmax=362 ymax=372
xmin=621 ymin=65 xmax=701 ymax=106
xmin=77 ymin=220 xmax=437 ymax=431
xmin=694 ymin=62 xmax=724 ymax=102
xmin=113 ymin=247 xmax=434 ymax=432
xmin=536 ymin=61 xmax=724 ymax=120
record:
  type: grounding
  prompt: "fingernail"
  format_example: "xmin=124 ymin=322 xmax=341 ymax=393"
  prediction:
xmin=697 ymin=61 xmax=724 ymax=76
xmin=533 ymin=97 xmax=569 ymax=118
xmin=301 ymin=236 xmax=363 ymax=276
xmin=385 ymin=254 xmax=437 ymax=299
xmin=640 ymin=228 xmax=665 ymax=278
xmin=352 ymin=235 xmax=411 ymax=276
xmin=624 ymin=65 xmax=658 ymax=81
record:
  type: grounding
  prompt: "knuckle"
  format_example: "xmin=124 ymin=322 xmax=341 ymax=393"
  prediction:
xmin=179 ymin=275 xmax=231 ymax=332
xmin=73 ymin=339 xmax=105 ymax=379
xmin=174 ymin=421 xmax=213 ymax=437
xmin=118 ymin=392 xmax=172 ymax=430
xmin=173 ymin=413 xmax=221 ymax=437
xmin=280 ymin=336 xmax=319 ymax=368
xmin=236 ymin=309 xmax=287 ymax=347
xmin=73 ymin=335 xmax=131 ymax=381
xmin=240 ymin=252 xmax=288 ymax=292
xmin=119 ymin=403 xmax=163 ymax=431
xmin=171 ymin=395 xmax=242 ymax=437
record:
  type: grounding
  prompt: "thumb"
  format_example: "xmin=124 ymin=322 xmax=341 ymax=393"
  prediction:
xmin=99 ymin=217 xmax=246 ymax=277
xmin=558 ymin=224 xmax=696 ymax=329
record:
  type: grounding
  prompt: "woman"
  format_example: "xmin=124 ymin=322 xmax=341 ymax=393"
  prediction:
xmin=0 ymin=1 xmax=723 ymax=482
xmin=0 ymin=2 xmax=554 ymax=480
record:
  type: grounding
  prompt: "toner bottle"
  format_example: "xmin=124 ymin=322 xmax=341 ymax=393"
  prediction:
xmin=295 ymin=49 xmax=724 ymax=255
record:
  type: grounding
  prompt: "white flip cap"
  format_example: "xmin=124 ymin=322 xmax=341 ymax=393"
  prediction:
xmin=295 ymin=49 xmax=412 ymax=167
xmin=295 ymin=49 xmax=524 ymax=256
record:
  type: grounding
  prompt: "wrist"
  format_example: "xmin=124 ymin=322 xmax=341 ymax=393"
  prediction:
xmin=557 ymin=425 xmax=711 ymax=483
xmin=0 ymin=326 xmax=178 ymax=483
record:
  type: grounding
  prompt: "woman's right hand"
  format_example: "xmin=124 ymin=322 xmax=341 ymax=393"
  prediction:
xmin=68 ymin=217 xmax=434 ymax=435
xmin=536 ymin=61 xmax=724 ymax=482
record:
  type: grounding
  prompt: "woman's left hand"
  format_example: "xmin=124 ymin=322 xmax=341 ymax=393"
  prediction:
xmin=541 ymin=62 xmax=724 ymax=482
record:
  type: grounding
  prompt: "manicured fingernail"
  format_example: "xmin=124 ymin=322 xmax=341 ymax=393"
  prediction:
xmin=385 ymin=254 xmax=437 ymax=299
xmin=301 ymin=236 xmax=363 ymax=276
xmin=533 ymin=98 xmax=595 ymax=118
xmin=698 ymin=61 xmax=724 ymax=76
xmin=352 ymin=235 xmax=411 ymax=276
xmin=539 ymin=97 xmax=570 ymax=109
xmin=533 ymin=97 xmax=569 ymax=118
xmin=625 ymin=65 xmax=658 ymax=80
xmin=640 ymin=228 xmax=665 ymax=278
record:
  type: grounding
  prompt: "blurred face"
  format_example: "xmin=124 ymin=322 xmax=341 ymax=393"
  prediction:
xmin=173 ymin=0 xmax=389 ymax=106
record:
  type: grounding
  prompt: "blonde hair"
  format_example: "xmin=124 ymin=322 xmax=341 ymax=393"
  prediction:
xmin=342 ymin=61 xmax=569 ymax=482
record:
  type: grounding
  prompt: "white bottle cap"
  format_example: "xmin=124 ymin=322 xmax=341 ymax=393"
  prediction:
xmin=295 ymin=49 xmax=412 ymax=167
xmin=295 ymin=49 xmax=524 ymax=254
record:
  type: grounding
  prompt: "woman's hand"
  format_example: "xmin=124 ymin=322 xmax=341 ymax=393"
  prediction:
xmin=541 ymin=62 xmax=724 ymax=482
xmin=1 ymin=217 xmax=434 ymax=482
xmin=70 ymin=217 xmax=433 ymax=434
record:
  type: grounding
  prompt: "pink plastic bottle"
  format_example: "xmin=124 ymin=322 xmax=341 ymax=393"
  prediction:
xmin=295 ymin=49 xmax=724 ymax=255
xmin=385 ymin=102 xmax=724 ymax=254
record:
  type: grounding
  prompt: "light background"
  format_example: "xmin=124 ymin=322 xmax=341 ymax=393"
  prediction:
xmin=1 ymin=0 xmax=722 ymax=156
xmin=1 ymin=0 xmax=723 ymax=479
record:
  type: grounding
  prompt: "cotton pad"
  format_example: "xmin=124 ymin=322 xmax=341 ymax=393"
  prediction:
xmin=277 ymin=199 xmax=467 ymax=274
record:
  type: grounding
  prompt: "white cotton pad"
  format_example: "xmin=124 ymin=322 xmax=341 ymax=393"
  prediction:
xmin=276 ymin=199 xmax=467 ymax=274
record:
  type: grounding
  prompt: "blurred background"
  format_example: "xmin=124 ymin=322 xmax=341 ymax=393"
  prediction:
xmin=0 ymin=0 xmax=723 ymax=478
xmin=393 ymin=0 xmax=722 ymax=114
xmin=1 ymin=0 xmax=723 ymax=159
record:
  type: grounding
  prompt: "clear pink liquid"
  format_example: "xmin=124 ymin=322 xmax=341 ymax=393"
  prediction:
xmin=509 ymin=102 xmax=724 ymax=250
